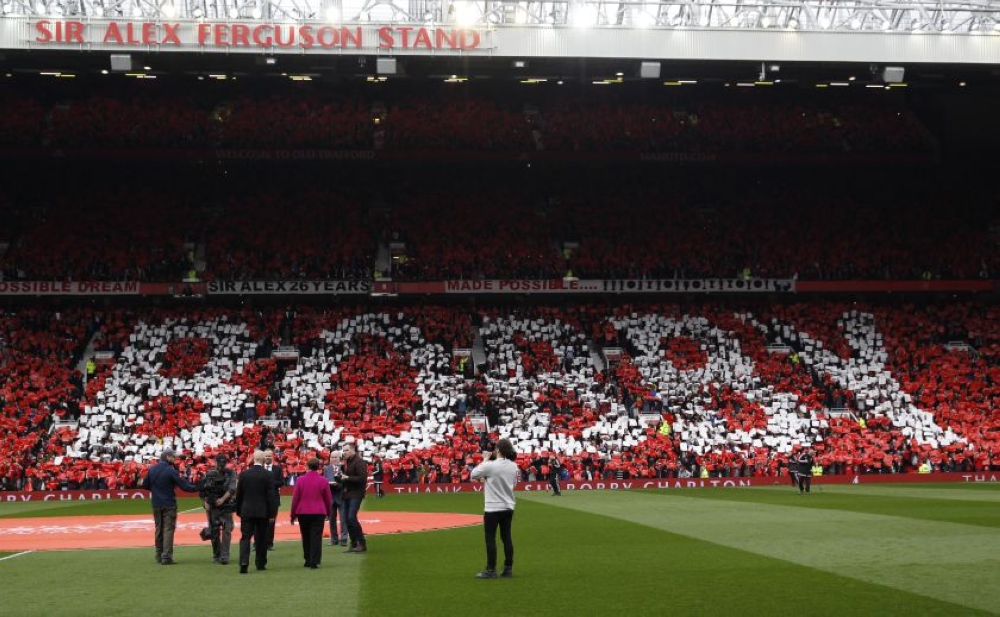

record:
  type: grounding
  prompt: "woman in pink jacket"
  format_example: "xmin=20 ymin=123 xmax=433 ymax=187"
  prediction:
xmin=291 ymin=458 xmax=333 ymax=568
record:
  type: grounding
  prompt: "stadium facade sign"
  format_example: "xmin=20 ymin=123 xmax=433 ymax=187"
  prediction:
xmin=0 ymin=281 xmax=139 ymax=296
xmin=3 ymin=18 xmax=1000 ymax=63
xmin=396 ymin=278 xmax=796 ymax=294
xmin=27 ymin=20 xmax=489 ymax=52
xmin=206 ymin=280 xmax=371 ymax=295
xmin=601 ymin=278 xmax=794 ymax=293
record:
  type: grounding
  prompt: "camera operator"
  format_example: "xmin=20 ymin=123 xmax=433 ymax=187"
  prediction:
xmin=201 ymin=454 xmax=237 ymax=565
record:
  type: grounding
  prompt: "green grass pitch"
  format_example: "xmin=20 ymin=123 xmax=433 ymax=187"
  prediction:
xmin=1 ymin=483 xmax=998 ymax=616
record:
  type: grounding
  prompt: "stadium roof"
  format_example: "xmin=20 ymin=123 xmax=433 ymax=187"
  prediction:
xmin=3 ymin=0 xmax=1000 ymax=33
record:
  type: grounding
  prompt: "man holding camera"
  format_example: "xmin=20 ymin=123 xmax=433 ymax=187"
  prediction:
xmin=201 ymin=454 xmax=238 ymax=565
xmin=471 ymin=439 xmax=518 ymax=579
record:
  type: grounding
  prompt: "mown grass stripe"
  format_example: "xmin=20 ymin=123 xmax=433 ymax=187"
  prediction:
xmin=525 ymin=491 xmax=1000 ymax=615
xmin=667 ymin=485 xmax=1000 ymax=529
xmin=0 ymin=539 xmax=363 ymax=617
xmin=358 ymin=496 xmax=986 ymax=617
xmin=797 ymin=484 xmax=1000 ymax=503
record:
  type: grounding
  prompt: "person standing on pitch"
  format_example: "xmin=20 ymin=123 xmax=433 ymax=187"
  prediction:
xmin=202 ymin=454 xmax=238 ymax=565
xmin=796 ymin=447 xmax=815 ymax=494
xmin=291 ymin=458 xmax=333 ymax=569
xmin=470 ymin=439 xmax=518 ymax=579
xmin=323 ymin=451 xmax=349 ymax=546
xmin=263 ymin=449 xmax=284 ymax=551
xmin=340 ymin=442 xmax=368 ymax=553
xmin=141 ymin=448 xmax=198 ymax=566
xmin=372 ymin=454 xmax=385 ymax=499
xmin=236 ymin=450 xmax=278 ymax=574
xmin=548 ymin=454 xmax=563 ymax=496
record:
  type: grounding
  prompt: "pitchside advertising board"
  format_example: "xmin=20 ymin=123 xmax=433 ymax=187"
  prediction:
xmin=3 ymin=473 xmax=998 ymax=501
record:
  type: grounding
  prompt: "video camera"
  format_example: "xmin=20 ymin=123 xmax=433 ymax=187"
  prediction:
xmin=200 ymin=468 xmax=234 ymax=511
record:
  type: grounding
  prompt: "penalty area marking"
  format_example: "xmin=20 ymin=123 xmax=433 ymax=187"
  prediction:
xmin=0 ymin=550 xmax=35 ymax=562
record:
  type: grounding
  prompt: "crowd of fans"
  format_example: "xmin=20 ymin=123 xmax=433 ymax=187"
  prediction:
xmin=539 ymin=99 xmax=933 ymax=154
xmin=0 ymin=85 xmax=935 ymax=153
xmin=1 ymin=300 xmax=997 ymax=492
xmin=203 ymin=188 xmax=375 ymax=281
xmin=0 ymin=172 xmax=995 ymax=282
xmin=384 ymin=177 xmax=999 ymax=281
xmin=0 ymin=188 xmax=197 ymax=282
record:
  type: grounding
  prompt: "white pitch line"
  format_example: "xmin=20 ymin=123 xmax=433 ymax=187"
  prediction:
xmin=0 ymin=550 xmax=35 ymax=563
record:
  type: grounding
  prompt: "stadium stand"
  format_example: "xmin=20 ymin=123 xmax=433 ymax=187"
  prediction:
xmin=3 ymin=171 xmax=992 ymax=283
xmin=2 ymin=301 xmax=997 ymax=490
xmin=0 ymin=85 xmax=935 ymax=153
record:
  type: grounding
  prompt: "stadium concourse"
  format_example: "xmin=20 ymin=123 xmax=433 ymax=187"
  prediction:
xmin=0 ymin=299 xmax=997 ymax=492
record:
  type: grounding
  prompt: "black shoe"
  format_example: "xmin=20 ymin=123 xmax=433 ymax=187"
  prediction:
xmin=268 ymin=546 xmax=275 ymax=552
xmin=309 ymin=565 xmax=318 ymax=569
xmin=219 ymin=560 xmax=229 ymax=565
xmin=239 ymin=566 xmax=248 ymax=574
xmin=501 ymin=568 xmax=513 ymax=579
xmin=160 ymin=559 xmax=175 ymax=566
xmin=256 ymin=565 xmax=267 ymax=571
xmin=340 ymin=539 xmax=348 ymax=546
xmin=476 ymin=570 xmax=498 ymax=579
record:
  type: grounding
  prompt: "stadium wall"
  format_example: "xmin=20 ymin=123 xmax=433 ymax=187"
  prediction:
xmin=4 ymin=473 xmax=998 ymax=502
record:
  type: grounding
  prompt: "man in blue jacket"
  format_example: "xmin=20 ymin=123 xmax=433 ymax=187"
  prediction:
xmin=141 ymin=448 xmax=198 ymax=565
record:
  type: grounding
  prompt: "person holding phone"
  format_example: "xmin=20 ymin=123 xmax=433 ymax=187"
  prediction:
xmin=470 ymin=438 xmax=518 ymax=579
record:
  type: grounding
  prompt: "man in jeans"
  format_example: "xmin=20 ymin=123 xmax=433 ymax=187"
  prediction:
xmin=471 ymin=439 xmax=518 ymax=579
xmin=141 ymin=448 xmax=198 ymax=565
xmin=339 ymin=442 xmax=368 ymax=553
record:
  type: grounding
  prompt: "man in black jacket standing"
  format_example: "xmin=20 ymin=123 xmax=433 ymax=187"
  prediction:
xmin=796 ymin=447 xmax=815 ymax=495
xmin=263 ymin=448 xmax=284 ymax=550
xmin=141 ymin=448 xmax=198 ymax=566
xmin=236 ymin=450 xmax=279 ymax=573
xmin=340 ymin=442 xmax=368 ymax=553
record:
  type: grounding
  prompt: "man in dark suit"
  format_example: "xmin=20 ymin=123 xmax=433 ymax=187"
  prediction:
xmin=236 ymin=450 xmax=278 ymax=574
xmin=263 ymin=449 xmax=284 ymax=550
